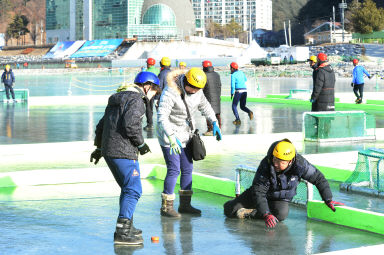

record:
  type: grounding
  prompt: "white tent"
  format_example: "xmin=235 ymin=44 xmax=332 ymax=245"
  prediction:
xmin=237 ymin=40 xmax=267 ymax=66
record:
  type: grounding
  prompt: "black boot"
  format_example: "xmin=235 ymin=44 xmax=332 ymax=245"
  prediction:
xmin=129 ymin=217 xmax=142 ymax=236
xmin=178 ymin=190 xmax=201 ymax=215
xmin=160 ymin=193 xmax=181 ymax=217
xmin=114 ymin=218 xmax=143 ymax=245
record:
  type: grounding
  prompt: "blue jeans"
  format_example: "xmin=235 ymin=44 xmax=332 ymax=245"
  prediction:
xmin=232 ymin=91 xmax=251 ymax=120
xmin=161 ymin=146 xmax=193 ymax=194
xmin=104 ymin=157 xmax=142 ymax=219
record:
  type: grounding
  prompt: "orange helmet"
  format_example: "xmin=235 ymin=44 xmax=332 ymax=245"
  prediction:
xmin=202 ymin=60 xmax=212 ymax=68
xmin=230 ymin=62 xmax=238 ymax=70
xmin=147 ymin=58 xmax=156 ymax=65
xmin=317 ymin=53 xmax=327 ymax=62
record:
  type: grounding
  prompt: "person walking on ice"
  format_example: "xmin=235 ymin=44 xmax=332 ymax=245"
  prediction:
xmin=90 ymin=71 xmax=162 ymax=246
xmin=351 ymin=59 xmax=372 ymax=104
xmin=157 ymin=67 xmax=222 ymax=217
xmin=230 ymin=62 xmax=253 ymax=125
xmin=223 ymin=139 xmax=344 ymax=228
xmin=1 ymin=64 xmax=16 ymax=103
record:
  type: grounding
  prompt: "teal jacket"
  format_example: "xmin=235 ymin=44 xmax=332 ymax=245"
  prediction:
xmin=230 ymin=70 xmax=247 ymax=95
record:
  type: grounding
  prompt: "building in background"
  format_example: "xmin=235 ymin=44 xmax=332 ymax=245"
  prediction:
xmin=304 ymin=22 xmax=352 ymax=45
xmin=46 ymin=0 xmax=196 ymax=43
xmin=191 ymin=0 xmax=272 ymax=36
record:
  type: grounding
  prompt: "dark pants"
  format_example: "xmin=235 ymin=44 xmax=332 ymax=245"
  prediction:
xmin=145 ymin=97 xmax=155 ymax=126
xmin=232 ymin=92 xmax=251 ymax=120
xmin=206 ymin=113 xmax=221 ymax=131
xmin=161 ymin=146 xmax=193 ymax=194
xmin=353 ymin=83 xmax=364 ymax=99
xmin=104 ymin=157 xmax=142 ymax=220
xmin=4 ymin=84 xmax=15 ymax=100
xmin=223 ymin=188 xmax=289 ymax=221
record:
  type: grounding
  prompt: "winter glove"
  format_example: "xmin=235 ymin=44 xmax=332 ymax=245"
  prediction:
xmin=231 ymin=94 xmax=233 ymax=100
xmin=212 ymin=121 xmax=222 ymax=141
xmin=168 ymin=135 xmax=182 ymax=155
xmin=138 ymin=143 xmax=151 ymax=155
xmin=90 ymin=148 xmax=102 ymax=165
xmin=351 ymin=82 xmax=354 ymax=87
xmin=325 ymin=200 xmax=345 ymax=212
xmin=309 ymin=99 xmax=315 ymax=103
xmin=263 ymin=213 xmax=279 ymax=228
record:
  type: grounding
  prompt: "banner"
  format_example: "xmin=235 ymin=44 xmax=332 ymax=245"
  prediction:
xmin=43 ymin=41 xmax=85 ymax=59
xmin=70 ymin=39 xmax=123 ymax=58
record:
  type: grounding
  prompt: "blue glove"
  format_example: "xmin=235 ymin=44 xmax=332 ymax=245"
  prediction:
xmin=168 ymin=135 xmax=182 ymax=155
xmin=310 ymin=99 xmax=315 ymax=103
xmin=212 ymin=121 xmax=222 ymax=141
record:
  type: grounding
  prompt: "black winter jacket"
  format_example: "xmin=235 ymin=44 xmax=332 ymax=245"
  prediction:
xmin=311 ymin=63 xmax=335 ymax=111
xmin=249 ymin=140 xmax=333 ymax=215
xmin=203 ymin=66 xmax=222 ymax=114
xmin=94 ymin=87 xmax=146 ymax=160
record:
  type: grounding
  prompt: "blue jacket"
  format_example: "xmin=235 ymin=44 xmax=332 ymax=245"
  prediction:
xmin=249 ymin=140 xmax=333 ymax=215
xmin=352 ymin=65 xmax=370 ymax=85
xmin=158 ymin=67 xmax=171 ymax=91
xmin=1 ymin=69 xmax=15 ymax=86
xmin=230 ymin=70 xmax=247 ymax=95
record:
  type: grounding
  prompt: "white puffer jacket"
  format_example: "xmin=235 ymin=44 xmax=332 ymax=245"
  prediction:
xmin=156 ymin=69 xmax=217 ymax=147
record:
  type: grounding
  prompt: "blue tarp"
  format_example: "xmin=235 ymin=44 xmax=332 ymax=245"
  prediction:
xmin=70 ymin=39 xmax=123 ymax=58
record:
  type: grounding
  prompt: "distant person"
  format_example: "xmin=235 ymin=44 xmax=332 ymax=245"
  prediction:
xmin=23 ymin=62 xmax=28 ymax=69
xmin=310 ymin=53 xmax=335 ymax=112
xmin=230 ymin=62 xmax=253 ymax=125
xmin=307 ymin=55 xmax=319 ymax=111
xmin=179 ymin=62 xmax=187 ymax=69
xmin=158 ymin=57 xmax=172 ymax=92
xmin=143 ymin=58 xmax=160 ymax=131
xmin=1 ymin=64 xmax=16 ymax=103
xmin=157 ymin=68 xmax=222 ymax=217
xmin=90 ymin=71 xmax=162 ymax=246
xmin=351 ymin=59 xmax=371 ymax=104
xmin=202 ymin=60 xmax=222 ymax=136
xmin=223 ymin=139 xmax=344 ymax=228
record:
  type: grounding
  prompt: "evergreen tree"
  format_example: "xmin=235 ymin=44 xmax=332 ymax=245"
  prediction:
xmin=351 ymin=0 xmax=384 ymax=34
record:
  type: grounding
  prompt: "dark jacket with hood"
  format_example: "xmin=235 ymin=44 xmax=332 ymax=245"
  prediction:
xmin=203 ymin=66 xmax=222 ymax=114
xmin=311 ymin=63 xmax=335 ymax=111
xmin=94 ymin=86 xmax=146 ymax=160
xmin=1 ymin=68 xmax=15 ymax=86
xmin=249 ymin=140 xmax=333 ymax=215
xmin=158 ymin=66 xmax=171 ymax=91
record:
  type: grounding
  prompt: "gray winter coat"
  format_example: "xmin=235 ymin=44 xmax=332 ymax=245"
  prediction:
xmin=157 ymin=69 xmax=217 ymax=147
xmin=94 ymin=86 xmax=146 ymax=160
xmin=203 ymin=66 xmax=222 ymax=114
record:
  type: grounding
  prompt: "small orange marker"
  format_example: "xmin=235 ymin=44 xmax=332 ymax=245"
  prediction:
xmin=151 ymin=236 xmax=159 ymax=242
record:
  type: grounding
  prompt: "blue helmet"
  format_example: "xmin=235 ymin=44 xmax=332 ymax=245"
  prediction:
xmin=134 ymin=71 xmax=160 ymax=86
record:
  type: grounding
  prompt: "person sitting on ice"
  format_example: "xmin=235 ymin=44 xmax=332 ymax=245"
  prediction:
xmin=223 ymin=139 xmax=344 ymax=228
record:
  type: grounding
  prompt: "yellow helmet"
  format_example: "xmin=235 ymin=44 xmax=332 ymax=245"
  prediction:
xmin=185 ymin=67 xmax=207 ymax=89
xmin=308 ymin=55 xmax=317 ymax=63
xmin=5 ymin=64 xmax=10 ymax=69
xmin=160 ymin=57 xmax=171 ymax=66
xmin=179 ymin=61 xmax=187 ymax=67
xmin=273 ymin=140 xmax=296 ymax=161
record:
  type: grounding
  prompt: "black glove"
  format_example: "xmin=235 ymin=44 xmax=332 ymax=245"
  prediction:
xmin=325 ymin=200 xmax=345 ymax=212
xmin=231 ymin=94 xmax=233 ymax=100
xmin=138 ymin=143 xmax=151 ymax=155
xmin=90 ymin=148 xmax=102 ymax=165
xmin=351 ymin=82 xmax=354 ymax=87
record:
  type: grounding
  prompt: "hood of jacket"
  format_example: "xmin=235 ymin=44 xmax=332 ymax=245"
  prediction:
xmin=107 ymin=85 xmax=145 ymax=107
xmin=318 ymin=63 xmax=333 ymax=73
xmin=165 ymin=69 xmax=187 ymax=96
xmin=203 ymin=66 xmax=214 ymax=73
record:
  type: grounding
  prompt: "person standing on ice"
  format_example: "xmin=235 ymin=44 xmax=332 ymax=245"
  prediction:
xmin=1 ymin=64 xmax=16 ymax=103
xmin=310 ymin=53 xmax=335 ymax=111
xmin=202 ymin=60 xmax=222 ymax=136
xmin=230 ymin=62 xmax=253 ymax=125
xmin=223 ymin=139 xmax=344 ymax=228
xmin=351 ymin=58 xmax=371 ymax=104
xmin=157 ymin=67 xmax=222 ymax=217
xmin=90 ymin=72 xmax=162 ymax=246
xmin=307 ymin=55 xmax=319 ymax=111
